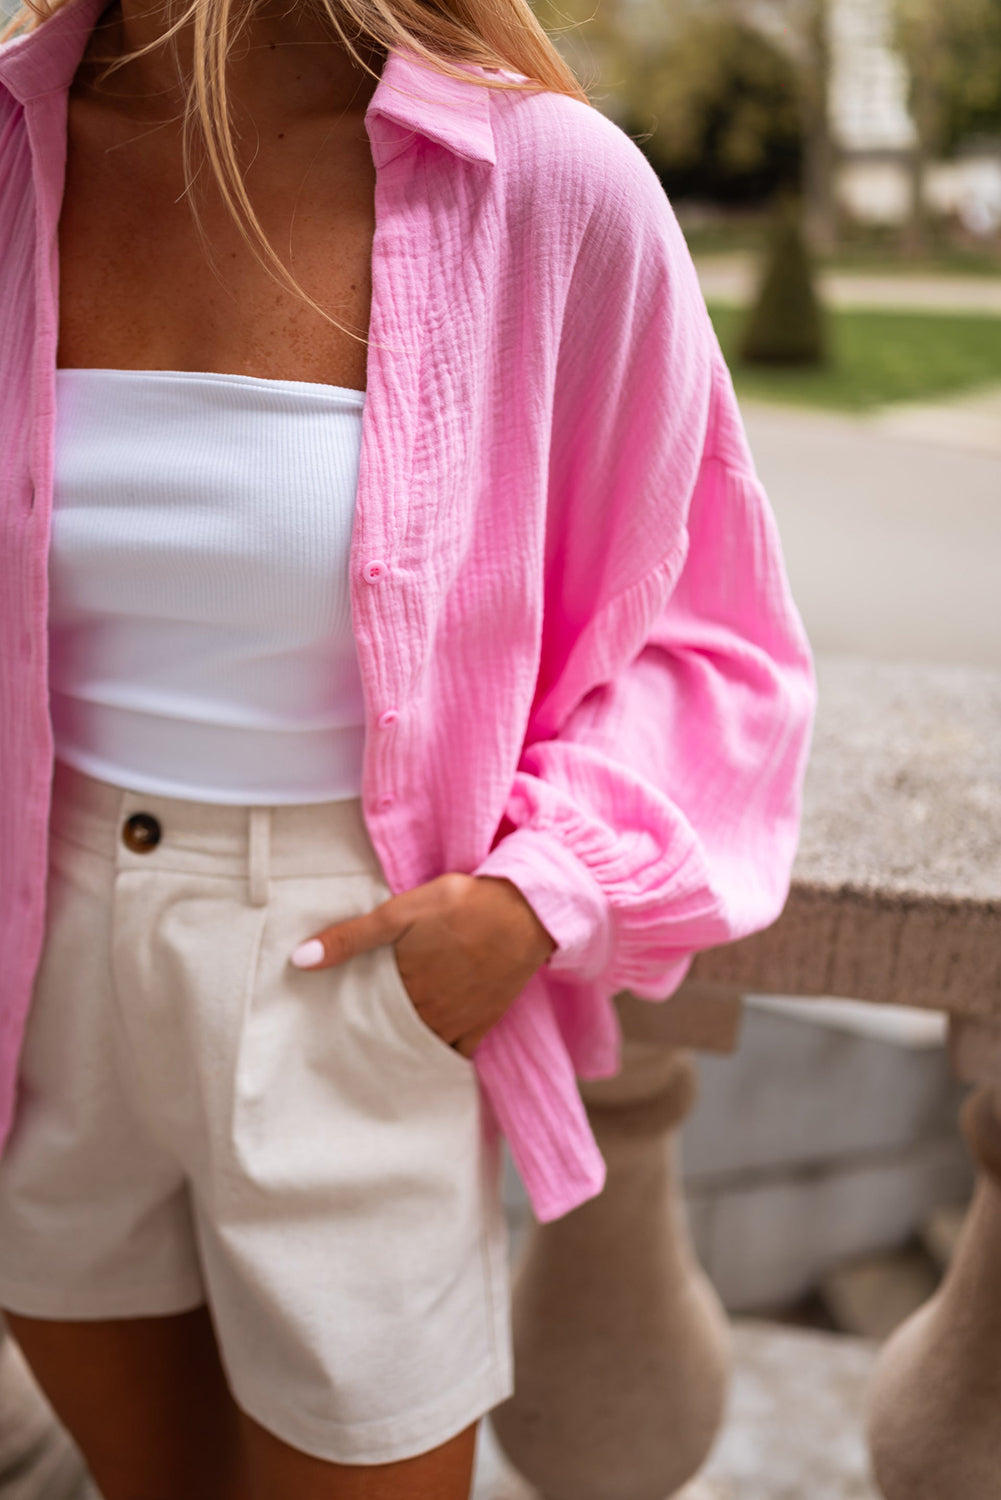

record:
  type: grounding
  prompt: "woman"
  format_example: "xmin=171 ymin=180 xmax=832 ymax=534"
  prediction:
xmin=0 ymin=0 xmax=816 ymax=1492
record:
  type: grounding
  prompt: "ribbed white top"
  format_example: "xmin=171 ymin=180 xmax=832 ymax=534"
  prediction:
xmin=48 ymin=367 xmax=368 ymax=804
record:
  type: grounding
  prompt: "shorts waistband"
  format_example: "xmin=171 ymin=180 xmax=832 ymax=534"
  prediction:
xmin=48 ymin=759 xmax=385 ymax=903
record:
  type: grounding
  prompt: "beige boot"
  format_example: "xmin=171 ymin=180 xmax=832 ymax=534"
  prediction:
xmin=490 ymin=1046 xmax=730 ymax=1500
xmin=867 ymin=1087 xmax=1001 ymax=1499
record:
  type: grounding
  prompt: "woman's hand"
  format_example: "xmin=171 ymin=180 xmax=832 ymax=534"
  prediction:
xmin=288 ymin=874 xmax=557 ymax=1058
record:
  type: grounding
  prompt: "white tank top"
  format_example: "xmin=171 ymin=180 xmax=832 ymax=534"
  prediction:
xmin=48 ymin=367 xmax=368 ymax=804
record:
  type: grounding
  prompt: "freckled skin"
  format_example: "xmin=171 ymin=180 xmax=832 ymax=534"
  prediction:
xmin=58 ymin=28 xmax=379 ymax=388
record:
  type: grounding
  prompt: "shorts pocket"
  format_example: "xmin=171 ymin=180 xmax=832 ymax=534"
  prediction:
xmin=379 ymin=945 xmax=476 ymax=1081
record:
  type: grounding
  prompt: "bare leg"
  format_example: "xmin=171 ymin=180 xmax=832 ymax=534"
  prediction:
xmin=3 ymin=1304 xmax=250 ymax=1500
xmin=237 ymin=1410 xmax=479 ymax=1500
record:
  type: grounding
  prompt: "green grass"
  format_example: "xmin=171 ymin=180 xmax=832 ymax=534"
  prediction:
xmin=681 ymin=219 xmax=1001 ymax=278
xmin=822 ymin=245 xmax=1001 ymax=279
xmin=707 ymin=302 xmax=1001 ymax=411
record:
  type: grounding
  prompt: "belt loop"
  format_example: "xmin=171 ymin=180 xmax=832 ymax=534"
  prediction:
xmin=248 ymin=806 xmax=271 ymax=906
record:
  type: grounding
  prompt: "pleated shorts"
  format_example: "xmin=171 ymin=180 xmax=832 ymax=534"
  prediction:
xmin=0 ymin=758 xmax=512 ymax=1464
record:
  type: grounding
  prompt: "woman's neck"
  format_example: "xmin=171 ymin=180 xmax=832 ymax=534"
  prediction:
xmin=78 ymin=0 xmax=384 ymax=124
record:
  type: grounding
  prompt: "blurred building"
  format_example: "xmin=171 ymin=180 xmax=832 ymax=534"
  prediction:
xmin=828 ymin=0 xmax=914 ymax=225
xmin=829 ymin=0 xmax=914 ymax=159
xmin=828 ymin=0 xmax=1001 ymax=234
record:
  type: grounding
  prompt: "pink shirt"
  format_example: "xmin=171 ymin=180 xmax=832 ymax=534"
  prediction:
xmin=0 ymin=0 xmax=816 ymax=1222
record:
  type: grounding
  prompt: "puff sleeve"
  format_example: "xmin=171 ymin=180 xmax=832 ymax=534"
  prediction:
xmin=472 ymin=129 xmax=816 ymax=1007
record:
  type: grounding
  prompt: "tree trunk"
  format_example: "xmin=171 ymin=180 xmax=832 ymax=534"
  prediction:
xmin=800 ymin=0 xmax=837 ymax=253
xmin=903 ymin=43 xmax=938 ymax=257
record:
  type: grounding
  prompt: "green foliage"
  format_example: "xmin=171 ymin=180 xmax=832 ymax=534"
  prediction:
xmin=739 ymin=201 xmax=829 ymax=367
xmin=892 ymin=0 xmax=1001 ymax=154
xmin=626 ymin=15 xmax=803 ymax=205
xmin=710 ymin=303 xmax=1001 ymax=411
xmin=940 ymin=0 xmax=1001 ymax=147
xmin=529 ymin=0 xmax=805 ymax=205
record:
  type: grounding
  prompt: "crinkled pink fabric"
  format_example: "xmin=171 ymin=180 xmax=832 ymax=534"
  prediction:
xmin=0 ymin=0 xmax=816 ymax=1221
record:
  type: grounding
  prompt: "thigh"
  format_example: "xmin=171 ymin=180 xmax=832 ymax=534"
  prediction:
xmin=238 ymin=1409 xmax=478 ymax=1500
xmin=3 ymin=1304 xmax=249 ymax=1500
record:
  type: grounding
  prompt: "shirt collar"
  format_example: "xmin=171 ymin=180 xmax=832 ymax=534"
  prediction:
xmin=0 ymin=0 xmax=496 ymax=166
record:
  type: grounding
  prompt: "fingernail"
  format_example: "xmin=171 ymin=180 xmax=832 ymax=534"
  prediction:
xmin=290 ymin=939 xmax=325 ymax=969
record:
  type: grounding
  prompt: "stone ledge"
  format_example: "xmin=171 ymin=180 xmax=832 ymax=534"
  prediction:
xmin=689 ymin=656 xmax=1001 ymax=1016
xmin=691 ymin=886 xmax=1001 ymax=1014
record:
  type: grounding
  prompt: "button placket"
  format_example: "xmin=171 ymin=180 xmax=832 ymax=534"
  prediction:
xmin=373 ymin=705 xmax=399 ymax=807
xmin=358 ymin=548 xmax=399 ymax=814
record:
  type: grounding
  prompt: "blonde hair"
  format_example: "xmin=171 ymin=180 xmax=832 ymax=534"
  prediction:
xmin=3 ymin=0 xmax=593 ymax=340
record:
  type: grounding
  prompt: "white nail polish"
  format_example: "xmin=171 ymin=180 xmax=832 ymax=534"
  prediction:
xmin=290 ymin=938 xmax=325 ymax=968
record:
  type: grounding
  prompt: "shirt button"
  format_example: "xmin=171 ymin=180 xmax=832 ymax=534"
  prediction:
xmin=376 ymin=792 xmax=396 ymax=811
xmin=122 ymin=812 xmax=161 ymax=853
xmin=363 ymin=559 xmax=388 ymax=584
xmin=377 ymin=709 xmax=399 ymax=729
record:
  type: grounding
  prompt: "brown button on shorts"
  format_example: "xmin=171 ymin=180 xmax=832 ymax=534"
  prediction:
xmin=0 ymin=758 xmax=512 ymax=1465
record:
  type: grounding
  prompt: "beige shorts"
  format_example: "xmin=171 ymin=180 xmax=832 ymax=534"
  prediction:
xmin=0 ymin=759 xmax=512 ymax=1465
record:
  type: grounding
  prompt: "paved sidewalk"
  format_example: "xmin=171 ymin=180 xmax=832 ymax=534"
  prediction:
xmin=473 ymin=1321 xmax=880 ymax=1500
xmin=740 ymin=400 xmax=1001 ymax=669
xmin=695 ymin=253 xmax=1001 ymax=317
xmin=871 ymin=384 xmax=1001 ymax=456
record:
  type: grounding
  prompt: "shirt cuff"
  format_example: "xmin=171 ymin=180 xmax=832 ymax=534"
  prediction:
xmin=472 ymin=826 xmax=614 ymax=980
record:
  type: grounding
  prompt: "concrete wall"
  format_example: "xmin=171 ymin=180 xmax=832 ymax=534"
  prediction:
xmin=682 ymin=1000 xmax=973 ymax=1311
